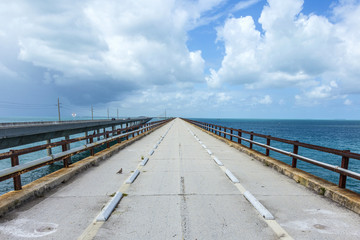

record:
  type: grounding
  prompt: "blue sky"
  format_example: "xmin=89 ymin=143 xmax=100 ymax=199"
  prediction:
xmin=1 ymin=0 xmax=360 ymax=119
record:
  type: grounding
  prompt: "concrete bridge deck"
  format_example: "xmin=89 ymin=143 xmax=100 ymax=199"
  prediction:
xmin=0 ymin=118 xmax=359 ymax=239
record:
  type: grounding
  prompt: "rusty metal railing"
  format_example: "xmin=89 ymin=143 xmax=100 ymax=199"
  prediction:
xmin=0 ymin=119 xmax=172 ymax=192
xmin=183 ymin=118 xmax=360 ymax=190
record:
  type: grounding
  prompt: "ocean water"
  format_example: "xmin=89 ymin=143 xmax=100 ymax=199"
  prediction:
xmin=193 ymin=118 xmax=360 ymax=193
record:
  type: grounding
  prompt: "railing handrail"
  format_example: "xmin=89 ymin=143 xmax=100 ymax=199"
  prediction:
xmin=183 ymin=118 xmax=359 ymax=189
xmin=0 ymin=122 xmax=147 ymax=160
xmin=0 ymin=125 xmax=144 ymax=179
xmin=187 ymin=119 xmax=360 ymax=159
xmin=0 ymin=119 xmax=173 ymax=192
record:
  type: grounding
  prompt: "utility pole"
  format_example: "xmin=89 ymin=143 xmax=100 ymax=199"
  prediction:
xmin=91 ymin=105 xmax=93 ymax=120
xmin=57 ymin=97 xmax=61 ymax=122
xmin=107 ymin=108 xmax=109 ymax=119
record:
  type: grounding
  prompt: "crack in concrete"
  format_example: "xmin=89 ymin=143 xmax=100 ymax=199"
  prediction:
xmin=179 ymin=142 xmax=190 ymax=240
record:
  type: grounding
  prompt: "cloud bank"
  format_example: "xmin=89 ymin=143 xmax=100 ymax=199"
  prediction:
xmin=207 ymin=0 xmax=360 ymax=105
xmin=1 ymin=0 xmax=360 ymax=118
xmin=0 ymin=0 xmax=223 ymax=105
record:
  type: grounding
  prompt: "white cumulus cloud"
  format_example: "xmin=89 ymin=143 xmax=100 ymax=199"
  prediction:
xmin=0 ymin=0 xmax=225 ymax=106
xmin=207 ymin=0 xmax=360 ymax=102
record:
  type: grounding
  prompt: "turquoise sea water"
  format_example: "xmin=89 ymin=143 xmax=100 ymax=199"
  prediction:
xmin=192 ymin=118 xmax=360 ymax=193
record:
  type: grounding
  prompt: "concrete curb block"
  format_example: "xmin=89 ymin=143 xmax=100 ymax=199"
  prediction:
xmin=96 ymin=192 xmax=123 ymax=222
xmin=206 ymin=149 xmax=212 ymax=155
xmin=225 ymin=169 xmax=240 ymax=183
xmin=140 ymin=157 xmax=149 ymax=166
xmin=212 ymin=156 xmax=223 ymax=166
xmin=192 ymin=123 xmax=360 ymax=215
xmin=149 ymin=149 xmax=154 ymax=156
xmin=202 ymin=144 xmax=207 ymax=149
xmin=126 ymin=170 xmax=140 ymax=184
xmin=243 ymin=191 xmax=274 ymax=220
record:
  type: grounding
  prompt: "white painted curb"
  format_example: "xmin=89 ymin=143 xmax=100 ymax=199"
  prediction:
xmin=149 ymin=149 xmax=154 ymax=156
xmin=225 ymin=169 xmax=240 ymax=183
xmin=202 ymin=144 xmax=207 ymax=149
xmin=154 ymin=144 xmax=158 ymax=149
xmin=212 ymin=156 xmax=223 ymax=166
xmin=140 ymin=157 xmax=149 ymax=166
xmin=96 ymin=192 xmax=123 ymax=222
xmin=206 ymin=149 xmax=212 ymax=155
xmin=243 ymin=191 xmax=274 ymax=220
xmin=126 ymin=170 xmax=140 ymax=184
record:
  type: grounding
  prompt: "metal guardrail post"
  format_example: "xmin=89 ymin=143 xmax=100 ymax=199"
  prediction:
xmin=339 ymin=150 xmax=350 ymax=188
xmin=61 ymin=142 xmax=69 ymax=168
xmin=292 ymin=141 xmax=299 ymax=168
xmin=266 ymin=136 xmax=271 ymax=156
xmin=117 ymin=129 xmax=121 ymax=143
xmin=90 ymin=135 xmax=94 ymax=156
xmin=106 ymin=132 xmax=110 ymax=148
xmin=250 ymin=132 xmax=254 ymax=149
xmin=238 ymin=130 xmax=242 ymax=144
xmin=230 ymin=129 xmax=233 ymax=141
xmin=46 ymin=139 xmax=52 ymax=156
xmin=10 ymin=150 xmax=22 ymax=190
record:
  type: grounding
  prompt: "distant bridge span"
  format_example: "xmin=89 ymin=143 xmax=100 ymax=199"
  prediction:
xmin=0 ymin=117 xmax=151 ymax=150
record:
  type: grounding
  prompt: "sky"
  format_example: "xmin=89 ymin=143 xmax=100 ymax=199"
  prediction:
xmin=1 ymin=0 xmax=360 ymax=119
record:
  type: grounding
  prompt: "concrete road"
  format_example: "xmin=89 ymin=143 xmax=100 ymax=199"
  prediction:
xmin=0 ymin=118 xmax=359 ymax=240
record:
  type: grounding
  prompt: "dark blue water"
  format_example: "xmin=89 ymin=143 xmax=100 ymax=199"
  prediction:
xmin=193 ymin=118 xmax=360 ymax=193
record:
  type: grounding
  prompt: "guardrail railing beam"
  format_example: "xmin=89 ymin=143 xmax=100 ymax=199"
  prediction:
xmin=182 ymin=118 xmax=360 ymax=191
xmin=0 ymin=119 xmax=173 ymax=193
